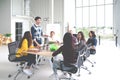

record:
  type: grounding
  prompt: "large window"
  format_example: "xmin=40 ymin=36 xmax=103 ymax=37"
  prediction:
xmin=76 ymin=8 xmax=82 ymax=27
xmin=97 ymin=6 xmax=104 ymax=27
xmin=83 ymin=7 xmax=89 ymax=27
xmin=105 ymin=5 xmax=113 ymax=27
xmin=75 ymin=0 xmax=113 ymax=28
xmin=90 ymin=6 xmax=96 ymax=27
xmin=90 ymin=0 xmax=96 ymax=6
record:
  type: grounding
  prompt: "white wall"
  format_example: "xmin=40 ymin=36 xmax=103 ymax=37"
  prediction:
xmin=11 ymin=0 xmax=65 ymax=41
xmin=30 ymin=0 xmax=64 ymax=39
xmin=11 ymin=0 xmax=31 ymax=41
xmin=0 ymin=0 xmax=65 ymax=41
xmin=12 ymin=0 xmax=24 ymax=16
xmin=54 ymin=0 xmax=64 ymax=39
xmin=30 ymin=0 xmax=50 ymax=35
xmin=0 ymin=0 xmax=11 ymax=34
xmin=64 ymin=0 xmax=75 ymax=32
xmin=11 ymin=16 xmax=31 ymax=41
xmin=113 ymin=0 xmax=120 ymax=46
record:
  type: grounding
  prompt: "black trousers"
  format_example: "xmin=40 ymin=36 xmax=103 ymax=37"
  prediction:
xmin=34 ymin=39 xmax=42 ymax=46
xmin=33 ymin=39 xmax=42 ymax=62
xmin=15 ymin=54 xmax=36 ymax=66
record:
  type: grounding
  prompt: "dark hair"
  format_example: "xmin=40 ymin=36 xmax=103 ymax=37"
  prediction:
xmin=89 ymin=31 xmax=96 ymax=38
xmin=34 ymin=16 xmax=41 ymax=21
xmin=50 ymin=31 xmax=55 ymax=34
xmin=78 ymin=31 xmax=85 ymax=41
xmin=63 ymin=32 xmax=74 ymax=54
xmin=18 ymin=31 xmax=32 ymax=48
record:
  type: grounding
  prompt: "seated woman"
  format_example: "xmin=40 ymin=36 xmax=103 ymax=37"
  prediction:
xmin=48 ymin=31 xmax=59 ymax=44
xmin=86 ymin=31 xmax=97 ymax=54
xmin=51 ymin=32 xmax=77 ymax=78
xmin=15 ymin=31 xmax=39 ymax=75
xmin=77 ymin=31 xmax=86 ymax=50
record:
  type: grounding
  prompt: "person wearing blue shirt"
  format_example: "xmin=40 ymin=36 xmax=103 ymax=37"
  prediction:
xmin=86 ymin=31 xmax=97 ymax=54
xmin=31 ymin=16 xmax=43 ymax=47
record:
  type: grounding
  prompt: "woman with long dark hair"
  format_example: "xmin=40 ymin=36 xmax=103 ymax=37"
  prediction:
xmin=86 ymin=31 xmax=97 ymax=54
xmin=15 ymin=31 xmax=38 ymax=75
xmin=77 ymin=31 xmax=86 ymax=43
xmin=77 ymin=31 xmax=86 ymax=46
xmin=51 ymin=32 xmax=77 ymax=78
xmin=76 ymin=31 xmax=87 ymax=53
xmin=18 ymin=31 xmax=32 ymax=49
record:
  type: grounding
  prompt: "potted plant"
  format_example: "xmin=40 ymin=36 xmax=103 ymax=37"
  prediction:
xmin=3 ymin=33 xmax=12 ymax=44
xmin=4 ymin=33 xmax=12 ymax=37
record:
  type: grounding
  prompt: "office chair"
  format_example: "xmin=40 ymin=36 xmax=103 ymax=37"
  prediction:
xmin=76 ymin=45 xmax=92 ymax=77
xmin=8 ymin=41 xmax=30 ymax=80
xmin=58 ymin=61 xmax=78 ymax=80
xmin=85 ymin=44 xmax=96 ymax=67
xmin=57 ymin=47 xmax=90 ymax=80
xmin=57 ymin=44 xmax=93 ymax=80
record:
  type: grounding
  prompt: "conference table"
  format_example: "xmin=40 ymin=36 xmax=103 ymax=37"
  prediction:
xmin=27 ymin=49 xmax=54 ymax=68
xmin=27 ymin=43 xmax=62 ymax=68
xmin=27 ymin=50 xmax=53 ymax=57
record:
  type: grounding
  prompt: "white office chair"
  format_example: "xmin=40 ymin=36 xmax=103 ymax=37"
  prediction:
xmin=84 ymin=44 xmax=96 ymax=67
xmin=76 ymin=46 xmax=91 ymax=77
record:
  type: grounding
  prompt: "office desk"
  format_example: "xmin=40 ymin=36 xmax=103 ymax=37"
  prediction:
xmin=27 ymin=50 xmax=53 ymax=67
xmin=28 ymin=50 xmax=53 ymax=57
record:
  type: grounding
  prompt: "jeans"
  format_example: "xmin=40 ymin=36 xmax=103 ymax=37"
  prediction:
xmin=52 ymin=60 xmax=77 ymax=74
xmin=53 ymin=60 xmax=61 ymax=74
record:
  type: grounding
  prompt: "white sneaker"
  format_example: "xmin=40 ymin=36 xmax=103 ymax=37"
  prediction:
xmin=23 ymin=69 xmax=33 ymax=76
xmin=49 ymin=73 xmax=58 ymax=80
xmin=32 ymin=64 xmax=39 ymax=69
xmin=59 ymin=72 xmax=69 ymax=79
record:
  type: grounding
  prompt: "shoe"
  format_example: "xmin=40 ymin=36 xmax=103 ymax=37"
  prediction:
xmin=23 ymin=69 xmax=33 ymax=76
xmin=49 ymin=73 xmax=58 ymax=80
xmin=59 ymin=72 xmax=69 ymax=79
xmin=32 ymin=64 xmax=39 ymax=69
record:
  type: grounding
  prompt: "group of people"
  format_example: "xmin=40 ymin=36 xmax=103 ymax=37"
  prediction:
xmin=14 ymin=16 xmax=97 ymax=77
xmin=15 ymin=16 xmax=44 ymax=75
xmin=14 ymin=16 xmax=60 ymax=75
xmin=51 ymin=30 xmax=97 ymax=78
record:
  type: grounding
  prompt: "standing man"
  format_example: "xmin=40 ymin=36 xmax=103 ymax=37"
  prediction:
xmin=31 ymin=16 xmax=43 ymax=47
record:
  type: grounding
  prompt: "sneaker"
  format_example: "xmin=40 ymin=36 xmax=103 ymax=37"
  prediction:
xmin=49 ymin=73 xmax=58 ymax=80
xmin=32 ymin=64 xmax=39 ymax=69
xmin=23 ymin=69 xmax=33 ymax=76
xmin=59 ymin=72 xmax=69 ymax=79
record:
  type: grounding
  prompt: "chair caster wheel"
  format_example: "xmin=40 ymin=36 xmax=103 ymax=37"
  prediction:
xmin=43 ymin=59 xmax=46 ymax=61
xmin=28 ymin=76 xmax=30 ymax=79
xmin=92 ymin=65 xmax=94 ymax=67
xmin=77 ymin=74 xmax=80 ymax=77
xmin=14 ymin=78 xmax=17 ymax=80
xmin=8 ymin=74 xmax=12 ymax=78
xmin=89 ymin=72 xmax=91 ymax=74
xmin=16 ymin=64 xmax=19 ymax=66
